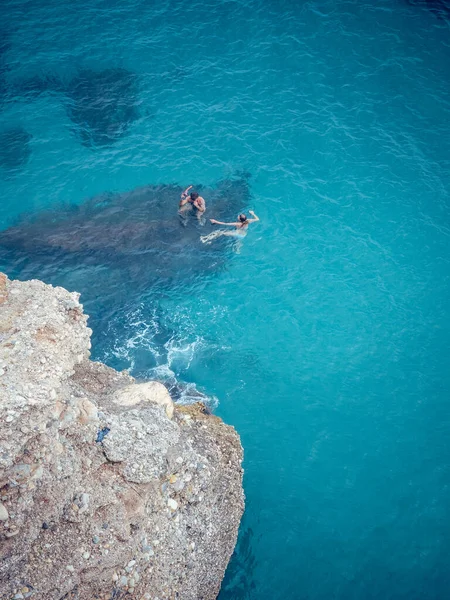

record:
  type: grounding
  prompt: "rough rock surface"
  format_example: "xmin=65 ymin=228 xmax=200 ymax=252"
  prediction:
xmin=0 ymin=274 xmax=244 ymax=600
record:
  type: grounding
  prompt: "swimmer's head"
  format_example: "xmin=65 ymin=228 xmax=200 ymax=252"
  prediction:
xmin=190 ymin=192 xmax=199 ymax=201
xmin=239 ymin=213 xmax=247 ymax=223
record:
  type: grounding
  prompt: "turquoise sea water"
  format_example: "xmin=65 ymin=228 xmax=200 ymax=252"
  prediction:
xmin=1 ymin=1 xmax=450 ymax=598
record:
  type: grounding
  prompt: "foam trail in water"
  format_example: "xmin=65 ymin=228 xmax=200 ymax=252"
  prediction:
xmin=98 ymin=303 xmax=218 ymax=410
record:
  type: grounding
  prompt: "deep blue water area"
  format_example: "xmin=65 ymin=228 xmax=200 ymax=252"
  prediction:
xmin=1 ymin=1 xmax=450 ymax=598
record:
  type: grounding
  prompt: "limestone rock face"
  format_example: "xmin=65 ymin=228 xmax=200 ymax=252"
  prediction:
xmin=0 ymin=274 xmax=244 ymax=600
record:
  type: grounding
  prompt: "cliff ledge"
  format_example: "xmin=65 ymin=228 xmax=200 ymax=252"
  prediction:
xmin=0 ymin=273 xmax=244 ymax=600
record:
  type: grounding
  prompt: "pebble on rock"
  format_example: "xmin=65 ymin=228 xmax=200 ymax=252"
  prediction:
xmin=172 ymin=479 xmax=185 ymax=492
xmin=5 ymin=527 xmax=19 ymax=538
xmin=167 ymin=498 xmax=178 ymax=511
xmin=0 ymin=502 xmax=9 ymax=521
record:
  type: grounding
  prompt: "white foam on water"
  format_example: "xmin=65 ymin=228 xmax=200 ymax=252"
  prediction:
xmin=165 ymin=336 xmax=201 ymax=372
xmin=100 ymin=301 xmax=219 ymax=409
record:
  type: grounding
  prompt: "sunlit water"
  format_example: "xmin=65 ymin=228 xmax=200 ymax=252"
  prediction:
xmin=1 ymin=1 xmax=450 ymax=598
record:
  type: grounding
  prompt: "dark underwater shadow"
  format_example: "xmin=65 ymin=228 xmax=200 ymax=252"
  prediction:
xmin=219 ymin=525 xmax=258 ymax=600
xmin=17 ymin=67 xmax=140 ymax=148
xmin=405 ymin=0 xmax=450 ymax=19
xmin=65 ymin=68 xmax=140 ymax=147
xmin=0 ymin=30 xmax=11 ymax=67
xmin=0 ymin=26 xmax=12 ymax=106
xmin=0 ymin=126 xmax=32 ymax=175
xmin=0 ymin=174 xmax=252 ymax=312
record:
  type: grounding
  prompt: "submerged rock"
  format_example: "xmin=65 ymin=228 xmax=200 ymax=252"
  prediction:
xmin=18 ymin=67 xmax=140 ymax=147
xmin=65 ymin=68 xmax=140 ymax=147
xmin=0 ymin=273 xmax=244 ymax=600
xmin=405 ymin=0 xmax=450 ymax=19
xmin=0 ymin=27 xmax=11 ymax=105
xmin=0 ymin=126 xmax=32 ymax=172
xmin=0 ymin=175 xmax=251 ymax=297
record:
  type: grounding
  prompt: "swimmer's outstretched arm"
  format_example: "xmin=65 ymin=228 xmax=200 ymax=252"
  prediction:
xmin=247 ymin=210 xmax=259 ymax=223
xmin=210 ymin=219 xmax=240 ymax=227
xmin=180 ymin=185 xmax=193 ymax=206
xmin=181 ymin=185 xmax=193 ymax=198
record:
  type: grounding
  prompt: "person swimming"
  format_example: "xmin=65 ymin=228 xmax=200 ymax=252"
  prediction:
xmin=200 ymin=210 xmax=259 ymax=243
xmin=179 ymin=186 xmax=206 ymax=220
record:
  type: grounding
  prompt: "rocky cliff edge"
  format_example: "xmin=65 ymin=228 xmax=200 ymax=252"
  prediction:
xmin=0 ymin=273 xmax=244 ymax=600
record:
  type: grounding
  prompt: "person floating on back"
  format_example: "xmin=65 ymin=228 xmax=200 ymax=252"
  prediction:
xmin=179 ymin=185 xmax=206 ymax=221
xmin=200 ymin=210 xmax=259 ymax=244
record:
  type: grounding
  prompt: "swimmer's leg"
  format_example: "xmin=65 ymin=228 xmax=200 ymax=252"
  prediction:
xmin=179 ymin=204 xmax=192 ymax=215
xmin=197 ymin=212 xmax=206 ymax=226
xmin=201 ymin=229 xmax=243 ymax=244
xmin=179 ymin=204 xmax=193 ymax=227
xmin=234 ymin=240 xmax=243 ymax=254
xmin=178 ymin=212 xmax=189 ymax=227
xmin=200 ymin=230 xmax=227 ymax=244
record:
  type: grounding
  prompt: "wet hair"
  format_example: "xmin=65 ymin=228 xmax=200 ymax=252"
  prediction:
xmin=190 ymin=192 xmax=199 ymax=201
xmin=239 ymin=213 xmax=247 ymax=223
